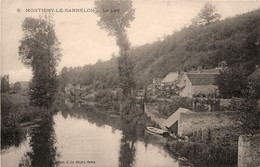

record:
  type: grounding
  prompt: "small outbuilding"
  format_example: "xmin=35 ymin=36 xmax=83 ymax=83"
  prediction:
xmin=163 ymin=108 xmax=192 ymax=135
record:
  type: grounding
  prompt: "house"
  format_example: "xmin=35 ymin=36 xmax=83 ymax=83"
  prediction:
xmin=163 ymin=108 xmax=192 ymax=135
xmin=159 ymin=72 xmax=180 ymax=91
xmin=178 ymin=72 xmax=219 ymax=98
xmin=189 ymin=68 xmax=220 ymax=74
xmin=65 ymin=83 xmax=74 ymax=94
xmin=152 ymin=77 xmax=162 ymax=87
xmin=161 ymin=72 xmax=179 ymax=86
xmin=163 ymin=107 xmax=239 ymax=138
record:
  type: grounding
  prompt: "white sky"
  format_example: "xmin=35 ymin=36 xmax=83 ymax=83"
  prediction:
xmin=1 ymin=0 xmax=260 ymax=83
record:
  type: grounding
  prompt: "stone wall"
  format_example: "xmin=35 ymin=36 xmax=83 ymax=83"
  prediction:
xmin=178 ymin=111 xmax=239 ymax=137
xmin=144 ymin=104 xmax=166 ymax=129
xmin=238 ymin=134 xmax=260 ymax=167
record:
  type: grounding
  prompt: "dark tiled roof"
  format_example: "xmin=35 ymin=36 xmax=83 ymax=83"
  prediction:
xmin=249 ymin=68 xmax=260 ymax=80
xmin=186 ymin=73 xmax=218 ymax=85
xmin=189 ymin=69 xmax=220 ymax=74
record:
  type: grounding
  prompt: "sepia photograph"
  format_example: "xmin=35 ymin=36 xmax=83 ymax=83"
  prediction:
xmin=1 ymin=0 xmax=260 ymax=166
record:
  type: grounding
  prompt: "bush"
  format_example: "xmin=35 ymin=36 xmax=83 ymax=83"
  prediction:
xmin=94 ymin=89 xmax=119 ymax=111
xmin=169 ymin=141 xmax=237 ymax=165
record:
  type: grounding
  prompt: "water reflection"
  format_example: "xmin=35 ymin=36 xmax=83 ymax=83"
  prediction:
xmin=59 ymin=102 xmax=178 ymax=167
xmin=1 ymin=127 xmax=27 ymax=150
xmin=18 ymin=114 xmax=60 ymax=167
xmin=2 ymin=101 xmax=180 ymax=167
xmin=119 ymin=121 xmax=137 ymax=167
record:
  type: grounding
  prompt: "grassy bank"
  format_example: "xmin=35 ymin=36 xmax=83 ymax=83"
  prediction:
xmin=165 ymin=140 xmax=237 ymax=166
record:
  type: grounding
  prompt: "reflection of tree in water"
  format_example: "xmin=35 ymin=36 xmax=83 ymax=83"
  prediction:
xmin=119 ymin=120 xmax=138 ymax=167
xmin=19 ymin=114 xmax=60 ymax=167
xmin=1 ymin=127 xmax=27 ymax=150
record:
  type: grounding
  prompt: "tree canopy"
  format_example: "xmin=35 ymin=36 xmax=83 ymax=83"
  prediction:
xmin=60 ymin=9 xmax=260 ymax=97
xmin=19 ymin=15 xmax=61 ymax=108
xmin=95 ymin=0 xmax=136 ymax=98
xmin=1 ymin=75 xmax=9 ymax=93
xmin=192 ymin=2 xmax=221 ymax=25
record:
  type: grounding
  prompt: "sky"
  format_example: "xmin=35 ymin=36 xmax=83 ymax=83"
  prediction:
xmin=1 ymin=0 xmax=260 ymax=83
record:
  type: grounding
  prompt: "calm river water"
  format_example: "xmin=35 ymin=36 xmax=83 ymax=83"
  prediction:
xmin=1 ymin=103 xmax=191 ymax=167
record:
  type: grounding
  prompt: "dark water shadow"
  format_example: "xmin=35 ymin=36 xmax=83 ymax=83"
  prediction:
xmin=18 ymin=113 xmax=60 ymax=167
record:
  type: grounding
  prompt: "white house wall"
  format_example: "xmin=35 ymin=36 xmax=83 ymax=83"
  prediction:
xmin=179 ymin=73 xmax=193 ymax=98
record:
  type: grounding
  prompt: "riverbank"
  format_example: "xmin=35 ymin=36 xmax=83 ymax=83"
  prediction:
xmin=64 ymin=90 xmax=239 ymax=166
xmin=143 ymin=102 xmax=239 ymax=166
xmin=165 ymin=140 xmax=237 ymax=166
xmin=1 ymin=93 xmax=56 ymax=149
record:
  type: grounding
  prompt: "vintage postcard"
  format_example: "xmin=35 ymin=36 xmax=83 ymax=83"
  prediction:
xmin=1 ymin=0 xmax=260 ymax=167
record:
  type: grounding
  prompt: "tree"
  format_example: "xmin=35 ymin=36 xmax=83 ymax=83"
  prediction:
xmin=59 ymin=67 xmax=69 ymax=92
xmin=95 ymin=0 xmax=136 ymax=99
xmin=19 ymin=15 xmax=61 ymax=108
xmin=216 ymin=67 xmax=248 ymax=98
xmin=239 ymin=82 xmax=260 ymax=135
xmin=14 ymin=82 xmax=22 ymax=91
xmin=1 ymin=75 xmax=9 ymax=93
xmin=192 ymin=2 xmax=221 ymax=25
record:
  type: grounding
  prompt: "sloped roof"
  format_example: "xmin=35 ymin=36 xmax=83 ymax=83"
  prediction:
xmin=186 ymin=74 xmax=218 ymax=86
xmin=163 ymin=108 xmax=192 ymax=128
xmin=189 ymin=69 xmax=220 ymax=74
xmin=248 ymin=68 xmax=260 ymax=81
xmin=147 ymin=83 xmax=156 ymax=89
xmin=161 ymin=72 xmax=179 ymax=83
xmin=65 ymin=83 xmax=73 ymax=90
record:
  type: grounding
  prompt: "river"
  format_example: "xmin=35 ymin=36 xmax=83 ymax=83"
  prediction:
xmin=1 ymin=103 xmax=190 ymax=167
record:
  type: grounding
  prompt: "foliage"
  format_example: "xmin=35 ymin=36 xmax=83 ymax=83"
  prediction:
xmin=1 ymin=93 xmax=42 ymax=149
xmin=19 ymin=16 xmax=61 ymax=108
xmin=216 ymin=68 xmax=247 ymax=98
xmin=238 ymin=82 xmax=260 ymax=135
xmin=157 ymin=98 xmax=193 ymax=117
xmin=1 ymin=75 xmax=9 ymax=93
xmin=95 ymin=0 xmax=136 ymax=99
xmin=168 ymin=141 xmax=237 ymax=165
xmin=192 ymin=2 xmax=221 ymax=25
xmin=248 ymin=68 xmax=260 ymax=99
xmin=95 ymin=0 xmax=135 ymax=38
xmin=94 ymin=89 xmax=119 ymax=111
xmin=59 ymin=66 xmax=69 ymax=92
xmin=59 ymin=9 xmax=260 ymax=94
xmin=14 ymin=82 xmax=22 ymax=91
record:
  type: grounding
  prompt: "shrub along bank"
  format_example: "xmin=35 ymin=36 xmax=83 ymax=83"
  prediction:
xmin=1 ymin=93 xmax=56 ymax=149
xmin=165 ymin=140 xmax=237 ymax=166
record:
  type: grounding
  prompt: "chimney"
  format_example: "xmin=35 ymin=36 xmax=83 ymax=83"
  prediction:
xmin=153 ymin=78 xmax=156 ymax=84
xmin=221 ymin=61 xmax=227 ymax=70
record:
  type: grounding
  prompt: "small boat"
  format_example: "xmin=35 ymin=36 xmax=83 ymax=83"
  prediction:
xmin=146 ymin=127 xmax=169 ymax=136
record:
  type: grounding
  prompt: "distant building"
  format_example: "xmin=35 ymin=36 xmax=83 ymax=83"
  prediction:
xmin=161 ymin=72 xmax=179 ymax=86
xmin=178 ymin=72 xmax=219 ymax=98
xmin=159 ymin=72 xmax=180 ymax=91
xmin=152 ymin=77 xmax=162 ymax=88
